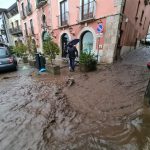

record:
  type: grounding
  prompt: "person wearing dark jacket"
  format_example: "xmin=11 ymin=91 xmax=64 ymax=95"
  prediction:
xmin=68 ymin=44 xmax=78 ymax=71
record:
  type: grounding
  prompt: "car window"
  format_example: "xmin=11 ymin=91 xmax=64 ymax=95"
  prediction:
xmin=0 ymin=48 xmax=9 ymax=58
xmin=147 ymin=35 xmax=150 ymax=39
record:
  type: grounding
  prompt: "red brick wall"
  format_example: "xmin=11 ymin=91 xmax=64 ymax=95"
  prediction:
xmin=120 ymin=0 xmax=150 ymax=46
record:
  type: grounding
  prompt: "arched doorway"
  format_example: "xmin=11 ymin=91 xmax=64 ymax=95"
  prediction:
xmin=80 ymin=31 xmax=93 ymax=53
xmin=61 ymin=33 xmax=69 ymax=57
xmin=42 ymin=31 xmax=50 ymax=42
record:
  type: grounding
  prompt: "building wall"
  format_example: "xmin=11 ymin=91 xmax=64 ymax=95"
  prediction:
xmin=51 ymin=0 xmax=118 ymax=30
xmin=8 ymin=13 xmax=23 ymax=46
xmin=17 ymin=0 xmax=51 ymax=52
xmin=120 ymin=0 xmax=150 ymax=56
xmin=52 ymin=0 xmax=124 ymax=63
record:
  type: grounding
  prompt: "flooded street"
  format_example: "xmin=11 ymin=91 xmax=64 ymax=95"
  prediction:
xmin=1 ymin=47 xmax=150 ymax=150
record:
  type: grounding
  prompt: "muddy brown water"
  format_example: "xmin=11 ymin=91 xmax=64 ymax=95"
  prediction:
xmin=0 ymin=65 xmax=150 ymax=150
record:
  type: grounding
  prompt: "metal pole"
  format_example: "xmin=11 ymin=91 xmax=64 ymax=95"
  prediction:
xmin=97 ymin=36 xmax=100 ymax=62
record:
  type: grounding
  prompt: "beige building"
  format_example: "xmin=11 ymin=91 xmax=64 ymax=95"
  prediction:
xmin=7 ymin=2 xmax=23 ymax=46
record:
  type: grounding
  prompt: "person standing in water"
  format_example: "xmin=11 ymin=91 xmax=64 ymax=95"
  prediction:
xmin=67 ymin=44 xmax=78 ymax=72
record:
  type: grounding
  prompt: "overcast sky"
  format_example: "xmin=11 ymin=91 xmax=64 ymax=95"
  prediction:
xmin=0 ymin=0 xmax=16 ymax=9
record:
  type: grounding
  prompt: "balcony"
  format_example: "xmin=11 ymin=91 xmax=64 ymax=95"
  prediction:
xmin=26 ymin=3 xmax=32 ymax=16
xmin=79 ymin=0 xmax=96 ymax=23
xmin=9 ymin=26 xmax=22 ymax=35
xmin=36 ymin=0 xmax=47 ymax=9
xmin=20 ymin=10 xmax=26 ymax=20
xmin=58 ymin=12 xmax=69 ymax=28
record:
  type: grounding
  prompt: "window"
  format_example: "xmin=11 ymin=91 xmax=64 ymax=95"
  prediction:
xmin=24 ymin=23 xmax=28 ymax=36
xmin=42 ymin=31 xmax=50 ymax=41
xmin=135 ymin=0 xmax=140 ymax=20
xmin=30 ymin=19 xmax=34 ymax=34
xmin=60 ymin=0 xmax=68 ymax=26
xmin=42 ymin=14 xmax=46 ymax=27
xmin=0 ymin=48 xmax=9 ymax=58
xmin=81 ymin=31 xmax=93 ymax=53
xmin=81 ymin=0 xmax=95 ymax=20
xmin=21 ymin=3 xmax=25 ymax=16
xmin=16 ymin=20 xmax=19 ymax=29
xmin=11 ymin=22 xmax=14 ymax=29
xmin=140 ymin=10 xmax=144 ymax=23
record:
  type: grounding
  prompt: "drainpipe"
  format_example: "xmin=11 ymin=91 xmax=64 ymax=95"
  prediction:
xmin=115 ymin=0 xmax=127 ymax=61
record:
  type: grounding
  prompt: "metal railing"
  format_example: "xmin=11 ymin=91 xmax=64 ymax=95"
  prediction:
xmin=9 ymin=26 xmax=22 ymax=35
xmin=79 ymin=1 xmax=96 ymax=22
xmin=36 ymin=0 xmax=47 ymax=9
xmin=58 ymin=11 xmax=69 ymax=27
xmin=26 ymin=3 xmax=32 ymax=16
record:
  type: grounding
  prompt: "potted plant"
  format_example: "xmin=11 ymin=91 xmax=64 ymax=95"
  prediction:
xmin=79 ymin=52 xmax=97 ymax=72
xmin=43 ymin=37 xmax=60 ymax=75
xmin=13 ymin=43 xmax=28 ymax=63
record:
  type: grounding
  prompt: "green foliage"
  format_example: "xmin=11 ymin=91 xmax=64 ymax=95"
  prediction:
xmin=79 ymin=52 xmax=97 ymax=71
xmin=8 ymin=46 xmax=14 ymax=54
xmin=43 ymin=37 xmax=60 ymax=65
xmin=27 ymin=36 xmax=37 ymax=56
xmin=13 ymin=43 xmax=27 ymax=57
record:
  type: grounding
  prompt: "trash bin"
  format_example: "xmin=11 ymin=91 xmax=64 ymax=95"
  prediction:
xmin=40 ymin=55 xmax=46 ymax=69
xmin=35 ymin=53 xmax=46 ymax=70
xmin=35 ymin=53 xmax=41 ymax=70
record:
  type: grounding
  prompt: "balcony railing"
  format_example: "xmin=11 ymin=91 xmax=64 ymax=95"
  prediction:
xmin=9 ymin=26 xmax=22 ymax=35
xmin=79 ymin=0 xmax=96 ymax=22
xmin=58 ymin=11 xmax=69 ymax=27
xmin=20 ymin=10 xmax=26 ymax=20
xmin=36 ymin=0 xmax=47 ymax=9
xmin=26 ymin=3 xmax=32 ymax=16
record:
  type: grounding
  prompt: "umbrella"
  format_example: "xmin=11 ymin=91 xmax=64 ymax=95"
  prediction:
xmin=67 ymin=39 xmax=80 ymax=46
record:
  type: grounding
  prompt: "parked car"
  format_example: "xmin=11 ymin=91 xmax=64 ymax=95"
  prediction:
xmin=0 ymin=47 xmax=17 ymax=72
xmin=141 ymin=34 xmax=150 ymax=45
xmin=145 ymin=34 xmax=150 ymax=45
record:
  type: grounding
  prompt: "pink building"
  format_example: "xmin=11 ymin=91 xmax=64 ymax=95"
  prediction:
xmin=17 ymin=0 xmax=51 ymax=52
xmin=17 ymin=0 xmax=150 ymax=63
xmin=52 ymin=0 xmax=123 ymax=63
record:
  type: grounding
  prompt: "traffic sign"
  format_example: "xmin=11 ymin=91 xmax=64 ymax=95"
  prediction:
xmin=97 ymin=23 xmax=103 ymax=33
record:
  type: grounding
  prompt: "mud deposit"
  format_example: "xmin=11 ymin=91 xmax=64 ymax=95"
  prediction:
xmin=1 ymin=47 xmax=150 ymax=150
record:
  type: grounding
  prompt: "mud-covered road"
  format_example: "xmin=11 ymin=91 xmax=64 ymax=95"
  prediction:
xmin=1 ymin=47 xmax=150 ymax=150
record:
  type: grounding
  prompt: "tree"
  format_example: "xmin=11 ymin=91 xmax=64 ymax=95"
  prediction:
xmin=27 ymin=36 xmax=37 ymax=57
xmin=13 ymin=43 xmax=27 ymax=57
xmin=43 ymin=37 xmax=60 ymax=65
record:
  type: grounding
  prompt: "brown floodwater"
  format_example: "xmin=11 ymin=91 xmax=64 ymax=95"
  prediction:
xmin=0 ymin=64 xmax=150 ymax=150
